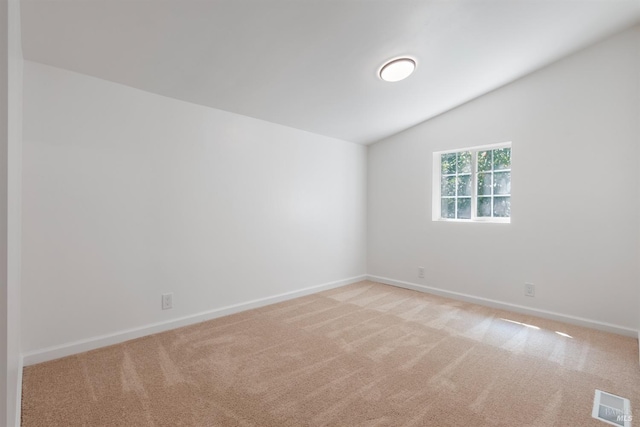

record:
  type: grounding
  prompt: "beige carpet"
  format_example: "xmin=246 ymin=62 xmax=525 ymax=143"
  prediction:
xmin=22 ymin=281 xmax=640 ymax=426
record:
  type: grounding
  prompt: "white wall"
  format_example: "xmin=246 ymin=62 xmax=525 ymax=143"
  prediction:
xmin=368 ymin=26 xmax=640 ymax=333
xmin=21 ymin=61 xmax=367 ymax=359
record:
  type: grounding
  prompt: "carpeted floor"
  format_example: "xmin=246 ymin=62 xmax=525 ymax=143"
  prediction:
xmin=22 ymin=281 xmax=640 ymax=426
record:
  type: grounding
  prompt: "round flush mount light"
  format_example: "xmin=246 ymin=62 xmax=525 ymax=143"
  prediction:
xmin=379 ymin=57 xmax=416 ymax=82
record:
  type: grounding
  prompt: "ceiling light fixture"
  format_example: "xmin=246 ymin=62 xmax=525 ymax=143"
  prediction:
xmin=379 ymin=57 xmax=416 ymax=82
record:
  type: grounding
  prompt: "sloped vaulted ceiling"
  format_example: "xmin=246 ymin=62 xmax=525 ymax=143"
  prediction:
xmin=21 ymin=0 xmax=640 ymax=144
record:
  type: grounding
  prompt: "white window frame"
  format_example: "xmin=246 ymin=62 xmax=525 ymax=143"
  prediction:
xmin=432 ymin=142 xmax=511 ymax=223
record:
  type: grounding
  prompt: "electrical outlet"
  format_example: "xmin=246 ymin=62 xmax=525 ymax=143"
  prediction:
xmin=418 ymin=267 xmax=425 ymax=278
xmin=162 ymin=293 xmax=173 ymax=310
xmin=524 ymin=283 xmax=535 ymax=297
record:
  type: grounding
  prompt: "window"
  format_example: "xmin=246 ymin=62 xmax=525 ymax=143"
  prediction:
xmin=433 ymin=143 xmax=511 ymax=222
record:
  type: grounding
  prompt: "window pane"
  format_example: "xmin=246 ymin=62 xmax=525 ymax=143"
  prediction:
xmin=442 ymin=176 xmax=456 ymax=196
xmin=457 ymin=198 xmax=471 ymax=219
xmin=494 ymin=172 xmax=511 ymax=195
xmin=457 ymin=151 xmax=472 ymax=174
xmin=438 ymin=145 xmax=511 ymax=222
xmin=493 ymin=197 xmax=510 ymax=217
xmin=441 ymin=198 xmax=456 ymax=218
xmin=493 ymin=148 xmax=511 ymax=170
xmin=457 ymin=175 xmax=471 ymax=197
xmin=477 ymin=150 xmax=491 ymax=172
xmin=478 ymin=197 xmax=492 ymax=217
xmin=441 ymin=153 xmax=456 ymax=174
xmin=477 ymin=172 xmax=492 ymax=195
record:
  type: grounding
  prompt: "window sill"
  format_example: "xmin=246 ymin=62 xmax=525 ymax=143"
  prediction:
xmin=433 ymin=218 xmax=511 ymax=224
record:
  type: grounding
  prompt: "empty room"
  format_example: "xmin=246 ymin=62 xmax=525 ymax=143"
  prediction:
xmin=1 ymin=0 xmax=640 ymax=425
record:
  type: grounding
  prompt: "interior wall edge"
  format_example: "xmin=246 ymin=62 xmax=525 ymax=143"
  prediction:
xmin=22 ymin=274 xmax=367 ymax=366
xmin=367 ymin=275 xmax=638 ymax=338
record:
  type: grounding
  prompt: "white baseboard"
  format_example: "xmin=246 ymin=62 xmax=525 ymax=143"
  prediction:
xmin=23 ymin=275 xmax=367 ymax=366
xmin=24 ymin=273 xmax=637 ymax=366
xmin=14 ymin=355 xmax=22 ymax=427
xmin=367 ymin=275 xmax=638 ymax=338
